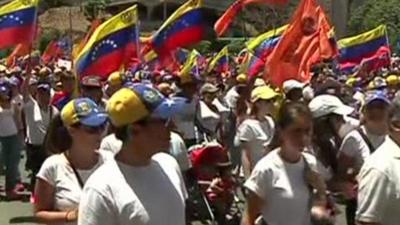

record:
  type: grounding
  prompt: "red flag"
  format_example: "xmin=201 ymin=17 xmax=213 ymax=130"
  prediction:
xmin=214 ymin=0 xmax=289 ymax=37
xmin=41 ymin=41 xmax=64 ymax=64
xmin=6 ymin=43 xmax=30 ymax=67
xmin=265 ymin=0 xmax=337 ymax=87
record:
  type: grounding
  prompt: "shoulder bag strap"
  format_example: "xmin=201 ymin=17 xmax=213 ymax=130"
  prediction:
xmin=63 ymin=152 xmax=84 ymax=189
xmin=356 ymin=128 xmax=375 ymax=154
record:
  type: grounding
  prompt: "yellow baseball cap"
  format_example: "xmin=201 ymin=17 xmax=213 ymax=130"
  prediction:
xmin=386 ymin=75 xmax=398 ymax=86
xmin=251 ymin=86 xmax=279 ymax=103
xmin=236 ymin=73 xmax=247 ymax=84
xmin=61 ymin=98 xmax=108 ymax=127
xmin=108 ymin=72 xmax=123 ymax=86
xmin=107 ymin=83 xmax=186 ymax=127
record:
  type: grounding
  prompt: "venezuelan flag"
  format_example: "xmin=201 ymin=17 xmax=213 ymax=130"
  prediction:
xmin=0 ymin=0 xmax=39 ymax=49
xmin=247 ymin=25 xmax=287 ymax=60
xmin=338 ymin=25 xmax=390 ymax=73
xmin=180 ymin=49 xmax=201 ymax=83
xmin=151 ymin=0 xmax=208 ymax=57
xmin=208 ymin=46 xmax=229 ymax=73
xmin=75 ymin=5 xmax=139 ymax=79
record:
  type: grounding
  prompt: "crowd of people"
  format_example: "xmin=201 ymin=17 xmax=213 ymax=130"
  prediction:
xmin=0 ymin=54 xmax=400 ymax=225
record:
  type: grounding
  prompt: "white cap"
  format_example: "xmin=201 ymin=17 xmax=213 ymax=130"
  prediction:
xmin=282 ymin=79 xmax=305 ymax=94
xmin=309 ymin=94 xmax=354 ymax=118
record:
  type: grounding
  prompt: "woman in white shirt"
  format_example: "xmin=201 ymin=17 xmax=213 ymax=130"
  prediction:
xmin=242 ymin=102 xmax=332 ymax=225
xmin=34 ymin=98 xmax=108 ymax=225
xmin=0 ymin=82 xmax=22 ymax=199
xmin=236 ymin=86 xmax=278 ymax=177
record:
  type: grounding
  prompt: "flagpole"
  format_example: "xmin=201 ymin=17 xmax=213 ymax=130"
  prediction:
xmin=135 ymin=14 xmax=141 ymax=62
xmin=69 ymin=7 xmax=74 ymax=68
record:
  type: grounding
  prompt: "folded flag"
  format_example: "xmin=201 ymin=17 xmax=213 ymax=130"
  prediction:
xmin=0 ymin=0 xmax=39 ymax=49
xmin=75 ymin=5 xmax=139 ymax=80
xmin=214 ymin=0 xmax=289 ymax=37
xmin=338 ymin=25 xmax=390 ymax=74
xmin=208 ymin=46 xmax=229 ymax=73
xmin=151 ymin=0 xmax=209 ymax=58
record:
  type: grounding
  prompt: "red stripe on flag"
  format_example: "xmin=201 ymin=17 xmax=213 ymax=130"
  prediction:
xmin=0 ymin=25 xmax=35 ymax=49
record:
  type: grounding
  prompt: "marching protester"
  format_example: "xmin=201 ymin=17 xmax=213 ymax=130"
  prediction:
xmin=356 ymin=93 xmax=400 ymax=225
xmin=78 ymin=84 xmax=187 ymax=225
xmin=236 ymin=85 xmax=278 ymax=177
xmin=34 ymin=98 xmax=108 ymax=225
xmin=242 ymin=102 xmax=332 ymax=225
xmin=21 ymin=71 xmax=58 ymax=192
xmin=0 ymin=81 xmax=23 ymax=200
xmin=80 ymin=75 xmax=106 ymax=109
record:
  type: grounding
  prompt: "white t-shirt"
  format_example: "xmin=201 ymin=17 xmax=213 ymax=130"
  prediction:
xmin=173 ymin=100 xmax=196 ymax=140
xmin=245 ymin=149 xmax=317 ymax=225
xmin=36 ymin=152 xmax=108 ymax=225
xmin=197 ymin=101 xmax=221 ymax=137
xmin=24 ymin=96 xmax=58 ymax=145
xmin=339 ymin=126 xmax=386 ymax=171
xmin=169 ymin=132 xmax=191 ymax=171
xmin=78 ymin=153 xmax=187 ymax=225
xmin=0 ymin=105 xmax=18 ymax=137
xmin=224 ymin=86 xmax=239 ymax=110
xmin=99 ymin=134 xmax=122 ymax=156
xmin=356 ymin=137 xmax=400 ymax=225
xmin=237 ymin=117 xmax=275 ymax=165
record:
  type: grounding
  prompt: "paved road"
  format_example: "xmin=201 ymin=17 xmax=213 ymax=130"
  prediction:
xmin=0 ymin=154 xmax=348 ymax=225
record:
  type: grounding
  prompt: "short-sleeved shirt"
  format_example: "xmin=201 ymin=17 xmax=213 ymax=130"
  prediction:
xmin=237 ymin=117 xmax=275 ymax=165
xmin=78 ymin=153 xmax=187 ymax=225
xmin=245 ymin=149 xmax=317 ymax=225
xmin=36 ymin=153 xmax=108 ymax=225
xmin=339 ymin=126 xmax=386 ymax=171
xmin=356 ymin=136 xmax=400 ymax=225
xmin=24 ymin=96 xmax=58 ymax=145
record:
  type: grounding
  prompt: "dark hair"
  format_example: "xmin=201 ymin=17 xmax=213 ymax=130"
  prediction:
xmin=44 ymin=114 xmax=73 ymax=154
xmin=277 ymin=101 xmax=312 ymax=130
xmin=312 ymin=115 xmax=342 ymax=173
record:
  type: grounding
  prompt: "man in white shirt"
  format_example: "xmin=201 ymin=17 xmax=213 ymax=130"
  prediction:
xmin=356 ymin=94 xmax=400 ymax=225
xmin=78 ymin=84 xmax=188 ymax=225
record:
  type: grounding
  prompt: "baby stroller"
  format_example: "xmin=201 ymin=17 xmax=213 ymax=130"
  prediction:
xmin=186 ymin=142 xmax=242 ymax=225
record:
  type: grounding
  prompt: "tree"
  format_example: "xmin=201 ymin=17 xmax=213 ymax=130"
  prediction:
xmin=348 ymin=0 xmax=400 ymax=47
xmin=83 ymin=0 xmax=110 ymax=20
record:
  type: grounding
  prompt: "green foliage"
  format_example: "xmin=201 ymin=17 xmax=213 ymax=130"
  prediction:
xmin=84 ymin=0 xmax=110 ymax=20
xmin=38 ymin=29 xmax=62 ymax=53
xmin=348 ymin=0 xmax=400 ymax=47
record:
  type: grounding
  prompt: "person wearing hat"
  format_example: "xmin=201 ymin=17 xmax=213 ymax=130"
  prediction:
xmin=337 ymin=91 xmax=391 ymax=225
xmin=356 ymin=93 xmax=400 ymax=225
xmin=34 ymin=98 xmax=108 ymax=225
xmin=196 ymin=83 xmax=225 ymax=142
xmin=236 ymin=86 xmax=279 ymax=177
xmin=78 ymin=84 xmax=187 ymax=225
xmin=51 ymin=71 xmax=75 ymax=110
xmin=386 ymin=74 xmax=399 ymax=100
xmin=0 ymin=82 xmax=23 ymax=199
xmin=21 ymin=72 xmax=59 ymax=192
xmin=309 ymin=94 xmax=361 ymax=225
xmin=173 ymin=77 xmax=198 ymax=148
xmin=282 ymin=79 xmax=305 ymax=102
xmin=105 ymin=71 xmax=124 ymax=98
xmin=80 ymin=75 xmax=105 ymax=109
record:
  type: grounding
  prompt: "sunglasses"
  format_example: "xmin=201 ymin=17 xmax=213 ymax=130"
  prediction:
xmin=79 ymin=124 xmax=106 ymax=134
